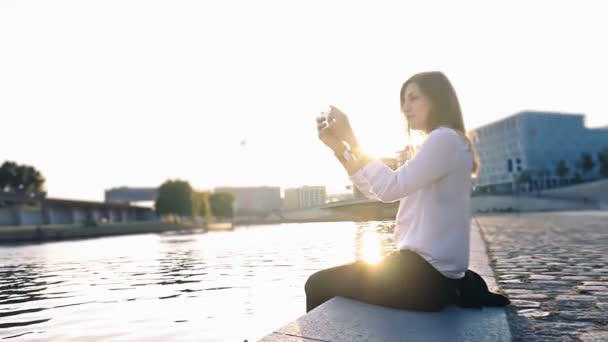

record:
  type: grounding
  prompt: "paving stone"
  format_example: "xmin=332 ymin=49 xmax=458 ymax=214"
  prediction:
xmin=510 ymin=300 xmax=541 ymax=308
xmin=517 ymin=309 xmax=551 ymax=318
xmin=564 ymin=267 xmax=590 ymax=271
xmin=543 ymin=272 xmax=570 ymax=276
xmin=576 ymin=286 xmax=608 ymax=291
xmin=528 ymin=274 xmax=556 ymax=280
xmin=582 ymin=282 xmax=608 ymax=286
xmin=578 ymin=331 xmax=608 ymax=342
xmin=557 ymin=311 xmax=608 ymax=321
xmin=496 ymin=271 xmax=531 ymax=274
xmin=531 ymin=280 xmax=571 ymax=286
xmin=537 ymin=321 xmax=597 ymax=331
xmin=579 ymin=272 xmax=608 ymax=277
xmin=499 ymin=279 xmax=522 ymax=284
xmin=494 ymin=262 xmax=517 ymax=266
xmin=509 ymin=293 xmax=550 ymax=300
xmin=569 ymin=258 xmax=593 ymax=262
xmin=555 ymin=295 xmax=597 ymax=302
xmin=498 ymin=274 xmax=523 ymax=280
xmin=562 ymin=276 xmax=594 ymax=281
xmin=504 ymin=289 xmax=536 ymax=294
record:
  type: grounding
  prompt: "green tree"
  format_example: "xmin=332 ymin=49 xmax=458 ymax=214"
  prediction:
xmin=155 ymin=179 xmax=193 ymax=222
xmin=537 ymin=166 xmax=550 ymax=190
xmin=598 ymin=147 xmax=608 ymax=178
xmin=576 ymin=152 xmax=595 ymax=181
xmin=555 ymin=160 xmax=569 ymax=185
xmin=517 ymin=170 xmax=532 ymax=192
xmin=210 ymin=192 xmax=235 ymax=221
xmin=0 ymin=161 xmax=45 ymax=195
xmin=192 ymin=190 xmax=212 ymax=223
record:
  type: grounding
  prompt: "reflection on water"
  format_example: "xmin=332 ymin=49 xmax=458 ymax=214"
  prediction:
xmin=0 ymin=221 xmax=395 ymax=341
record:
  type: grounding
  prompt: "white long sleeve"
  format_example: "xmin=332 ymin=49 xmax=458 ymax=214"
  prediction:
xmin=349 ymin=127 xmax=473 ymax=279
xmin=349 ymin=173 xmax=380 ymax=201
xmin=351 ymin=127 xmax=460 ymax=202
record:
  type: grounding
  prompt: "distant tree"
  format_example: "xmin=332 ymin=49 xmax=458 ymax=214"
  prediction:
xmin=598 ymin=147 xmax=608 ymax=178
xmin=537 ymin=166 xmax=550 ymax=190
xmin=192 ymin=190 xmax=212 ymax=223
xmin=517 ymin=170 xmax=532 ymax=192
xmin=555 ymin=160 xmax=569 ymax=185
xmin=576 ymin=152 xmax=595 ymax=181
xmin=0 ymin=161 xmax=17 ymax=192
xmin=210 ymin=192 xmax=235 ymax=221
xmin=0 ymin=161 xmax=45 ymax=195
xmin=155 ymin=179 xmax=193 ymax=222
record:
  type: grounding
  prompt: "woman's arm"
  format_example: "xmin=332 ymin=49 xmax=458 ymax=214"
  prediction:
xmin=333 ymin=145 xmax=374 ymax=177
xmin=331 ymin=146 xmax=386 ymax=202
xmin=343 ymin=128 xmax=459 ymax=202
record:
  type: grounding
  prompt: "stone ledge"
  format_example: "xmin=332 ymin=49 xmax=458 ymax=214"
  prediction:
xmin=260 ymin=296 xmax=511 ymax=342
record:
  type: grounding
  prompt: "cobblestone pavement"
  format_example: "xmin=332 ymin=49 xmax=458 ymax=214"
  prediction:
xmin=475 ymin=211 xmax=608 ymax=342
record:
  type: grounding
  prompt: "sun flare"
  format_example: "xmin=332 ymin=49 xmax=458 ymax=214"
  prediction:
xmin=360 ymin=232 xmax=383 ymax=264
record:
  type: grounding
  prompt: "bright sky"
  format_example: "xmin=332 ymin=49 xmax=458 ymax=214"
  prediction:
xmin=1 ymin=0 xmax=606 ymax=201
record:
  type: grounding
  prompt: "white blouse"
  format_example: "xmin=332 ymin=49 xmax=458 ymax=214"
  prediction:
xmin=350 ymin=126 xmax=473 ymax=279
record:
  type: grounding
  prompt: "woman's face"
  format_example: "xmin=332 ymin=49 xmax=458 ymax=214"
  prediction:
xmin=402 ymin=82 xmax=432 ymax=132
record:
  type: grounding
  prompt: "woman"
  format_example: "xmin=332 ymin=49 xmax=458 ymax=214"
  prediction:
xmin=307 ymin=71 xmax=509 ymax=313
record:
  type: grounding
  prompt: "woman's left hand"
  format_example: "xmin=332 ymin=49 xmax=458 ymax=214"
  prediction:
xmin=317 ymin=115 xmax=344 ymax=153
xmin=326 ymin=106 xmax=359 ymax=150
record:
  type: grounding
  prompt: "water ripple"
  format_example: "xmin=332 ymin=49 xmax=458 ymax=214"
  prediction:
xmin=0 ymin=319 xmax=51 ymax=329
xmin=0 ymin=221 xmax=396 ymax=340
xmin=2 ymin=332 xmax=35 ymax=340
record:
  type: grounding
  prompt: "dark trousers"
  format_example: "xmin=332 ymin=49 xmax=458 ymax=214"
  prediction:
xmin=305 ymin=249 xmax=460 ymax=313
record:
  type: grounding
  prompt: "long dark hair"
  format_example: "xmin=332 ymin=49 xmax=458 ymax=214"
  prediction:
xmin=400 ymin=71 xmax=479 ymax=178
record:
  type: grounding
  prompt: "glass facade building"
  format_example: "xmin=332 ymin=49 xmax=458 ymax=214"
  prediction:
xmin=471 ymin=111 xmax=608 ymax=193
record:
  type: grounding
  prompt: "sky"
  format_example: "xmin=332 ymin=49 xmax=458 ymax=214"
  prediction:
xmin=1 ymin=0 xmax=607 ymax=201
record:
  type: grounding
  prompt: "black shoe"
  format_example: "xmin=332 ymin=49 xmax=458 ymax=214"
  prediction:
xmin=482 ymin=292 xmax=510 ymax=307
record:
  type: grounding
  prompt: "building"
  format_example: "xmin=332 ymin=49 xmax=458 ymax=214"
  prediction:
xmin=283 ymin=186 xmax=327 ymax=210
xmin=214 ymin=186 xmax=282 ymax=217
xmin=0 ymin=192 xmax=153 ymax=226
xmin=105 ymin=187 xmax=158 ymax=205
xmin=470 ymin=111 xmax=608 ymax=193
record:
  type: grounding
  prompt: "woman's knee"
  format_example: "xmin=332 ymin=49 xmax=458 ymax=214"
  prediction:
xmin=305 ymin=262 xmax=362 ymax=295
xmin=304 ymin=271 xmax=322 ymax=294
xmin=304 ymin=266 xmax=345 ymax=294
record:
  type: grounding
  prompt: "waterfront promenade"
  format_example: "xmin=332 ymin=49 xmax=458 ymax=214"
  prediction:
xmin=477 ymin=210 xmax=608 ymax=341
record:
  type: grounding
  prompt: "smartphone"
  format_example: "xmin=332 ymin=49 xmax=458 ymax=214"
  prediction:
xmin=320 ymin=105 xmax=332 ymax=128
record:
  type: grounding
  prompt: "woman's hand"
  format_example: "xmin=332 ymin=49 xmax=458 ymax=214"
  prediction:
xmin=325 ymin=106 xmax=359 ymax=150
xmin=316 ymin=115 xmax=344 ymax=153
xmin=316 ymin=106 xmax=372 ymax=175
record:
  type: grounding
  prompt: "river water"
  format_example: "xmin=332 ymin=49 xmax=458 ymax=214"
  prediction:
xmin=0 ymin=221 xmax=396 ymax=341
